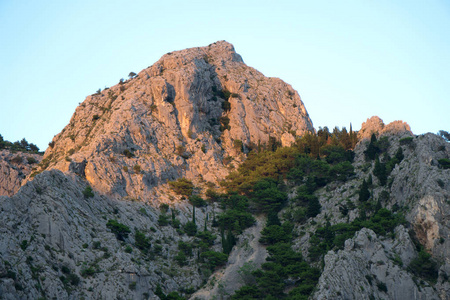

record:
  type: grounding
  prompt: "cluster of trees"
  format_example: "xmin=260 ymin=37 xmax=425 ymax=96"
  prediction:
xmin=232 ymin=209 xmax=320 ymax=299
xmin=309 ymin=208 xmax=405 ymax=261
xmin=0 ymin=134 xmax=40 ymax=153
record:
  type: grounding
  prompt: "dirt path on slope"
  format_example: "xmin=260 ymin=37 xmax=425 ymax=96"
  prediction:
xmin=190 ymin=215 xmax=267 ymax=299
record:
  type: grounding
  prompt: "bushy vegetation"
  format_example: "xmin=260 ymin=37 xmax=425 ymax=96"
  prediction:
xmin=308 ymin=208 xmax=405 ymax=261
xmin=169 ymin=178 xmax=195 ymax=196
xmin=438 ymin=158 xmax=450 ymax=169
xmin=233 ymin=215 xmax=320 ymax=299
xmin=82 ymin=186 xmax=94 ymax=198
xmin=106 ymin=219 xmax=131 ymax=241
xmin=0 ymin=134 xmax=40 ymax=153
xmin=408 ymin=247 xmax=439 ymax=283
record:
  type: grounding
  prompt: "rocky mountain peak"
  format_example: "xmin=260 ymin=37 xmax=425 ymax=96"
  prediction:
xmin=358 ymin=116 xmax=412 ymax=140
xmin=37 ymin=41 xmax=314 ymax=202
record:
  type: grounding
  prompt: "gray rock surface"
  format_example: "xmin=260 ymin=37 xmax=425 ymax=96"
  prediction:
xmin=313 ymin=227 xmax=439 ymax=300
xmin=190 ymin=216 xmax=268 ymax=299
xmin=0 ymin=170 xmax=211 ymax=299
xmin=0 ymin=150 xmax=41 ymax=196
xmin=37 ymin=41 xmax=314 ymax=202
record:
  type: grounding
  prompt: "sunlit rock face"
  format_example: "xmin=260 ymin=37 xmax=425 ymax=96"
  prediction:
xmin=38 ymin=41 xmax=314 ymax=202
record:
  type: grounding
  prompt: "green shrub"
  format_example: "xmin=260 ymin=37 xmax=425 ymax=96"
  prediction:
xmin=129 ymin=281 xmax=137 ymax=290
xmin=184 ymin=221 xmax=197 ymax=236
xmin=11 ymin=155 xmax=23 ymax=164
xmin=169 ymin=178 xmax=194 ymax=196
xmin=408 ymin=249 xmax=439 ymax=282
xmin=106 ymin=219 xmax=131 ymax=241
xmin=189 ymin=195 xmax=207 ymax=207
xmin=399 ymin=137 xmax=414 ymax=146
xmin=27 ymin=156 xmax=38 ymax=164
xmin=133 ymin=164 xmax=141 ymax=173
xmin=438 ymin=158 xmax=450 ymax=169
xmin=123 ymin=149 xmax=134 ymax=158
xmin=174 ymin=251 xmax=188 ymax=266
xmin=201 ymin=251 xmax=228 ymax=270
xmin=83 ymin=186 xmax=94 ymax=198
xmin=81 ymin=267 xmax=96 ymax=277
xmin=158 ymin=214 xmax=170 ymax=226
xmin=376 ymin=281 xmax=387 ymax=292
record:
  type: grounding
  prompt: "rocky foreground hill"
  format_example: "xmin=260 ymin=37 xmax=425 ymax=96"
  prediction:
xmin=0 ymin=42 xmax=449 ymax=300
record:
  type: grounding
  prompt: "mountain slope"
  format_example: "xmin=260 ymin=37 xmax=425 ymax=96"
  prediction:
xmin=36 ymin=41 xmax=313 ymax=202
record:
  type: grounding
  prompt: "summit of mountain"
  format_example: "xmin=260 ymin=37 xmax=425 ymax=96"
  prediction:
xmin=38 ymin=40 xmax=314 ymax=202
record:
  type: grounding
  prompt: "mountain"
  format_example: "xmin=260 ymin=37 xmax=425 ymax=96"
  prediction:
xmin=35 ymin=40 xmax=313 ymax=203
xmin=0 ymin=42 xmax=449 ymax=300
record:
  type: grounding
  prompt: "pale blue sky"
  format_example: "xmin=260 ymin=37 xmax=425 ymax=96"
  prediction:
xmin=0 ymin=0 xmax=449 ymax=150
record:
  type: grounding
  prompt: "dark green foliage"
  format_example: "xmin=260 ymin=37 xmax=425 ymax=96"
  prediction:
xmin=399 ymin=137 xmax=414 ymax=146
xmin=222 ymin=99 xmax=231 ymax=112
xmin=169 ymin=178 xmax=194 ymax=196
xmin=438 ymin=158 xmax=450 ymax=169
xmin=217 ymin=209 xmax=255 ymax=234
xmin=408 ymin=248 xmax=439 ymax=282
xmin=135 ymin=230 xmax=151 ymax=253
xmin=329 ymin=161 xmax=355 ymax=181
xmin=189 ymin=195 xmax=207 ymax=207
xmin=158 ymin=214 xmax=170 ymax=226
xmin=223 ymin=147 xmax=299 ymax=192
xmin=364 ymin=134 xmax=390 ymax=160
xmin=377 ymin=281 xmax=388 ymax=292
xmin=395 ymin=147 xmax=404 ymax=162
xmin=123 ymin=149 xmax=134 ymax=158
xmin=259 ymin=224 xmax=291 ymax=245
xmin=106 ymin=219 xmax=131 ymax=241
xmin=219 ymin=116 xmax=231 ymax=131
xmin=81 ymin=267 xmax=96 ymax=277
xmin=82 ymin=186 xmax=94 ymax=198
xmin=233 ymin=139 xmax=244 ymax=152
xmin=159 ymin=203 xmax=169 ymax=212
xmin=178 ymin=241 xmax=193 ymax=256
xmin=201 ymin=251 xmax=228 ymax=270
xmin=251 ymin=178 xmax=287 ymax=213
xmin=184 ymin=221 xmax=197 ymax=236
xmin=20 ymin=240 xmax=28 ymax=250
xmin=231 ymin=285 xmax=263 ymax=299
xmin=174 ymin=251 xmax=187 ymax=266
xmin=196 ymin=231 xmax=216 ymax=248
xmin=309 ymin=208 xmax=404 ymax=261
xmin=0 ymin=135 xmax=40 ymax=153
xmin=358 ymin=179 xmax=370 ymax=202
xmin=373 ymin=157 xmax=388 ymax=186
xmin=306 ymin=196 xmax=321 ymax=218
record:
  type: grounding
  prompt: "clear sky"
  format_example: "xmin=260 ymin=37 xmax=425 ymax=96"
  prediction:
xmin=0 ymin=0 xmax=449 ymax=151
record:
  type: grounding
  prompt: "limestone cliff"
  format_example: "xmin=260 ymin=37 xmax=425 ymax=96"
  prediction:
xmin=37 ymin=41 xmax=313 ymax=202
xmin=0 ymin=150 xmax=41 ymax=196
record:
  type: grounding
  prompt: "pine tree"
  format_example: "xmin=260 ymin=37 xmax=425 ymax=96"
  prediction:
xmin=373 ymin=156 xmax=387 ymax=186
xmin=358 ymin=179 xmax=370 ymax=202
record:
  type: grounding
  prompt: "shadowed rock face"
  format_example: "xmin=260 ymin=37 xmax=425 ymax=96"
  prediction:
xmin=39 ymin=41 xmax=314 ymax=201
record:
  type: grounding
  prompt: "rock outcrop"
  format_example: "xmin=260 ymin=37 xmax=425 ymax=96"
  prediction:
xmin=0 ymin=170 xmax=211 ymax=299
xmin=0 ymin=150 xmax=41 ymax=196
xmin=37 ymin=41 xmax=313 ymax=202
xmin=358 ymin=116 xmax=412 ymax=140
xmin=308 ymin=127 xmax=450 ymax=299
xmin=314 ymin=227 xmax=439 ymax=300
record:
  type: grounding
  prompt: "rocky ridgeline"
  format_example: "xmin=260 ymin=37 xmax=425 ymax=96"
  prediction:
xmin=302 ymin=119 xmax=450 ymax=299
xmin=37 ymin=41 xmax=313 ymax=202
xmin=358 ymin=116 xmax=412 ymax=140
xmin=1 ymin=39 xmax=449 ymax=300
